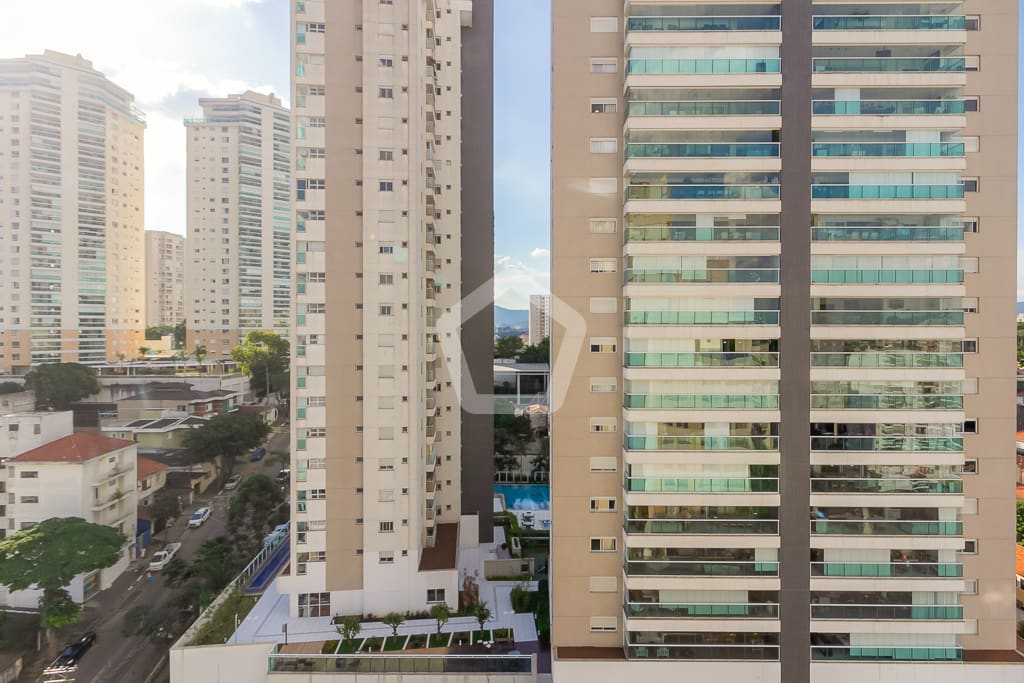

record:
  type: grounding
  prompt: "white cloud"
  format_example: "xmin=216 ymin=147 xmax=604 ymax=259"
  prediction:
xmin=530 ymin=248 xmax=550 ymax=259
xmin=494 ymin=255 xmax=549 ymax=310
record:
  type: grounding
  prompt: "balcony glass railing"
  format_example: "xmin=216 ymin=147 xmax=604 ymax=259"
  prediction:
xmin=627 ymin=16 xmax=782 ymax=32
xmin=811 ymin=311 xmax=965 ymax=325
xmin=627 ymin=268 xmax=780 ymax=284
xmin=626 ymin=143 xmax=780 ymax=158
xmin=627 ymin=602 xmax=780 ymax=619
xmin=268 ymin=654 xmax=534 ymax=675
xmin=811 ymin=646 xmax=961 ymax=662
xmin=810 ymin=478 xmax=963 ymax=494
xmin=626 ymin=435 xmax=779 ymax=451
xmin=810 ymin=352 xmax=963 ymax=368
xmin=813 ymin=99 xmax=965 ymax=115
xmin=628 ymin=59 xmax=781 ymax=75
xmin=812 ymin=57 xmax=965 ymax=73
xmin=626 ymin=226 xmax=780 ymax=242
xmin=810 ymin=436 xmax=962 ymax=451
xmin=810 ymin=520 xmax=962 ymax=535
xmin=628 ymin=100 xmax=781 ymax=117
xmin=627 ymin=518 xmax=780 ymax=534
xmin=812 ymin=15 xmax=966 ymax=31
xmin=811 ymin=604 xmax=962 ymax=620
xmin=627 ymin=476 xmax=780 ymax=493
xmin=628 ymin=644 xmax=778 ymax=661
xmin=625 ymin=352 xmax=780 ymax=367
xmin=811 ymin=226 xmax=965 ymax=241
xmin=811 ymin=142 xmax=964 ymax=157
xmin=811 ymin=269 xmax=963 ymax=284
xmin=626 ymin=310 xmax=780 ymax=325
xmin=811 ymin=184 xmax=964 ymax=199
xmin=810 ymin=394 xmax=963 ymax=409
xmin=626 ymin=560 xmax=780 ymax=577
xmin=626 ymin=394 xmax=780 ymax=409
xmin=811 ymin=562 xmax=963 ymax=578
xmin=626 ymin=184 xmax=781 ymax=200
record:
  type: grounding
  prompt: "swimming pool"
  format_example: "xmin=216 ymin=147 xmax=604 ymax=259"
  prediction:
xmin=494 ymin=484 xmax=551 ymax=511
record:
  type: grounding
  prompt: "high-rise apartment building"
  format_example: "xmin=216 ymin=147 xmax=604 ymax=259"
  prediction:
xmin=145 ymin=230 xmax=185 ymax=328
xmin=282 ymin=0 xmax=494 ymax=618
xmin=0 ymin=51 xmax=145 ymax=372
xmin=529 ymin=294 xmax=551 ymax=346
xmin=184 ymin=91 xmax=291 ymax=359
xmin=551 ymin=2 xmax=1020 ymax=681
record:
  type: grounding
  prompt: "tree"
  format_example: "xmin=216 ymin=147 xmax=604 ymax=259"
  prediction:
xmin=430 ymin=603 xmax=450 ymax=634
xmin=23 ymin=363 xmax=100 ymax=410
xmin=1017 ymin=501 xmax=1024 ymax=543
xmin=0 ymin=381 xmax=23 ymax=395
xmin=383 ymin=612 xmax=405 ymax=637
xmin=494 ymin=335 xmax=524 ymax=360
xmin=138 ymin=346 xmax=151 ymax=358
xmin=494 ymin=399 xmax=533 ymax=455
xmin=193 ymin=344 xmax=208 ymax=366
xmin=149 ymin=489 xmax=182 ymax=534
xmin=227 ymin=474 xmax=285 ymax=559
xmin=0 ymin=518 xmax=124 ymax=645
xmin=183 ymin=412 xmax=271 ymax=483
xmin=336 ymin=615 xmax=362 ymax=648
xmin=472 ymin=602 xmax=492 ymax=632
xmin=529 ymin=437 xmax=550 ymax=480
xmin=232 ymin=331 xmax=290 ymax=398
xmin=145 ymin=325 xmax=174 ymax=341
xmin=173 ymin=320 xmax=187 ymax=349
xmin=516 ymin=337 xmax=550 ymax=363
xmin=161 ymin=557 xmax=191 ymax=588
xmin=190 ymin=537 xmax=241 ymax=596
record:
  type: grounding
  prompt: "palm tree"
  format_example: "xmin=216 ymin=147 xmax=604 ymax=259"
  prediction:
xmin=193 ymin=344 xmax=208 ymax=368
xmin=383 ymin=612 xmax=405 ymax=637
xmin=430 ymin=603 xmax=450 ymax=635
xmin=472 ymin=602 xmax=491 ymax=632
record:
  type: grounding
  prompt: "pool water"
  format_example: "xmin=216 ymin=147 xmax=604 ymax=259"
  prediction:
xmin=494 ymin=484 xmax=551 ymax=511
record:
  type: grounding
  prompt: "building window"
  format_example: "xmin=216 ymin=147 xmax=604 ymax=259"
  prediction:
xmin=589 ymin=338 xmax=617 ymax=353
xmin=590 ymin=218 xmax=617 ymax=234
xmin=590 ymin=99 xmax=617 ymax=114
xmin=426 ymin=588 xmax=446 ymax=603
xmin=590 ymin=497 xmax=617 ymax=512
xmin=379 ymin=181 xmax=394 ymax=192
xmin=380 ymin=521 xmax=394 ymax=533
xmin=589 ymin=616 xmax=618 ymax=632
xmin=590 ymin=58 xmax=618 ymax=73
xmin=380 ymin=551 xmax=394 ymax=564
xmin=298 ymin=592 xmax=331 ymax=617
xmin=590 ymin=17 xmax=619 ymax=32
xmin=19 ymin=471 xmax=37 ymax=479
xmin=379 ymin=87 xmax=394 ymax=99
xmin=589 ymin=258 xmax=617 ymax=273
xmin=590 ymin=537 xmax=617 ymax=552
xmin=962 ymin=539 xmax=977 ymax=554
xmin=19 ymin=496 xmax=38 ymax=504
xmin=379 ymin=149 xmax=394 ymax=161
xmin=590 ymin=418 xmax=617 ymax=433
xmin=589 ymin=138 xmax=618 ymax=154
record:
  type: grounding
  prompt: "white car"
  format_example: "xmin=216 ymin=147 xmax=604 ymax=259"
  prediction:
xmin=188 ymin=507 xmax=211 ymax=528
xmin=263 ymin=523 xmax=289 ymax=548
xmin=224 ymin=474 xmax=242 ymax=490
xmin=148 ymin=542 xmax=182 ymax=571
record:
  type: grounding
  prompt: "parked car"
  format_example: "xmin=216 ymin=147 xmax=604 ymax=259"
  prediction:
xmin=224 ymin=473 xmax=243 ymax=490
xmin=188 ymin=507 xmax=211 ymax=528
xmin=263 ymin=523 xmax=289 ymax=548
xmin=275 ymin=468 xmax=290 ymax=483
xmin=250 ymin=447 xmax=266 ymax=462
xmin=51 ymin=632 xmax=96 ymax=669
xmin=148 ymin=542 xmax=182 ymax=571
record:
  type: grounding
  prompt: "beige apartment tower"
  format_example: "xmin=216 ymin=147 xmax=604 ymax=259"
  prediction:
xmin=551 ymin=1 xmax=1021 ymax=681
xmin=0 ymin=50 xmax=145 ymax=372
xmin=145 ymin=230 xmax=185 ymax=328
xmin=530 ymin=294 xmax=552 ymax=346
xmin=281 ymin=0 xmax=494 ymax=619
xmin=184 ymin=91 xmax=291 ymax=359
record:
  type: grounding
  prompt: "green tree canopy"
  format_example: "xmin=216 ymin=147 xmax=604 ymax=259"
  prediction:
xmin=0 ymin=518 xmax=124 ymax=634
xmin=516 ymin=337 xmax=550 ymax=363
xmin=232 ymin=331 xmax=290 ymax=398
xmin=0 ymin=381 xmax=23 ymax=395
xmin=183 ymin=412 xmax=271 ymax=482
xmin=23 ymin=363 xmax=100 ymax=410
xmin=494 ymin=399 xmax=533 ymax=455
xmin=149 ymin=489 xmax=182 ymax=533
xmin=145 ymin=324 xmax=174 ymax=341
xmin=494 ymin=335 xmax=525 ymax=360
xmin=227 ymin=474 xmax=286 ymax=559
xmin=190 ymin=537 xmax=242 ymax=595
xmin=1017 ymin=500 xmax=1023 ymax=544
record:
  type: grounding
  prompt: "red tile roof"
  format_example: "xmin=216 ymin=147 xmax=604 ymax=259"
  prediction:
xmin=136 ymin=456 xmax=168 ymax=481
xmin=10 ymin=432 xmax=135 ymax=464
xmin=1016 ymin=545 xmax=1024 ymax=578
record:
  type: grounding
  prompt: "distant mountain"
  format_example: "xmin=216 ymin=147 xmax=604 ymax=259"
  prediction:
xmin=1018 ymin=301 xmax=1024 ymax=314
xmin=495 ymin=306 xmax=528 ymax=329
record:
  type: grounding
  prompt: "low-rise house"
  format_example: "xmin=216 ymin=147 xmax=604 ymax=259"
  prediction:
xmin=103 ymin=415 xmax=207 ymax=449
xmin=136 ymin=456 xmax=169 ymax=506
xmin=112 ymin=383 xmax=241 ymax=421
xmin=0 ymin=390 xmax=34 ymax=414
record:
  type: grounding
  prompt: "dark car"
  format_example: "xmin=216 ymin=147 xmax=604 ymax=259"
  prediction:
xmin=52 ymin=632 xmax=96 ymax=668
xmin=250 ymin=447 xmax=266 ymax=462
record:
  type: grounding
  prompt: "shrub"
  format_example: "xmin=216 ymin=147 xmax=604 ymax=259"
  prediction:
xmin=321 ymin=640 xmax=339 ymax=654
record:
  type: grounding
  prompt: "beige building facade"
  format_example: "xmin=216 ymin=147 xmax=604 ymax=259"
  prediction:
xmin=0 ymin=51 xmax=145 ymax=371
xmin=145 ymin=230 xmax=186 ymax=328
xmin=529 ymin=294 xmax=551 ymax=346
xmin=551 ymin=1 xmax=1021 ymax=681
xmin=184 ymin=91 xmax=291 ymax=359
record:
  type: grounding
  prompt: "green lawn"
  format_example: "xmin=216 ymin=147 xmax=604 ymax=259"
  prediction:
xmin=188 ymin=591 xmax=258 ymax=646
xmin=383 ymin=635 xmax=407 ymax=651
xmin=362 ymin=636 xmax=384 ymax=652
xmin=427 ymin=633 xmax=449 ymax=648
xmin=321 ymin=640 xmax=339 ymax=654
xmin=407 ymin=633 xmax=429 ymax=649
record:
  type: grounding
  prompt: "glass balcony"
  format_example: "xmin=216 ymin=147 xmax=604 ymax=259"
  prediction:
xmin=626 ymin=560 xmax=779 ymax=577
xmin=626 ymin=435 xmax=779 ymax=451
xmin=811 ymin=352 xmax=962 ymax=368
xmin=811 ymin=226 xmax=965 ymax=241
xmin=810 ymin=520 xmax=962 ymax=535
xmin=628 ymin=59 xmax=781 ymax=75
xmin=625 ymin=352 xmax=780 ymax=367
xmin=810 ymin=478 xmax=963 ymax=494
xmin=628 ymin=644 xmax=778 ymax=661
xmin=811 ymin=562 xmax=963 ymax=578
xmin=627 ymin=602 xmax=780 ymax=619
xmin=627 ymin=268 xmax=780 ymax=284
xmin=269 ymin=654 xmax=534 ymax=675
xmin=627 ymin=16 xmax=781 ymax=32
xmin=626 ymin=184 xmax=781 ymax=200
xmin=626 ymin=311 xmax=780 ymax=325
xmin=627 ymin=476 xmax=780 ymax=493
xmin=628 ymin=100 xmax=781 ymax=117
xmin=810 ymin=435 xmax=962 ymax=451
xmin=813 ymin=99 xmax=965 ymax=115
xmin=626 ymin=226 xmax=780 ymax=242
xmin=627 ymin=518 xmax=780 ymax=534
xmin=810 ymin=311 xmax=965 ymax=325
xmin=810 ymin=604 xmax=962 ymax=620
xmin=626 ymin=394 xmax=780 ymax=409
xmin=811 ymin=269 xmax=963 ymax=284
xmin=811 ymin=142 xmax=964 ymax=157
xmin=811 ymin=646 xmax=961 ymax=662
xmin=626 ymin=143 xmax=780 ymax=158
xmin=810 ymin=394 xmax=963 ymax=409
xmin=811 ymin=184 xmax=964 ymax=199
xmin=812 ymin=57 xmax=965 ymax=73
xmin=812 ymin=15 xmax=966 ymax=31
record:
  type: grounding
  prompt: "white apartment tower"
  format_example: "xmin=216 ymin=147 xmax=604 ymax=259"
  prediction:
xmin=0 ymin=51 xmax=146 ymax=371
xmin=529 ymin=294 xmax=551 ymax=346
xmin=145 ymin=230 xmax=185 ymax=328
xmin=184 ymin=92 xmax=291 ymax=358
xmin=283 ymin=0 xmax=494 ymax=618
